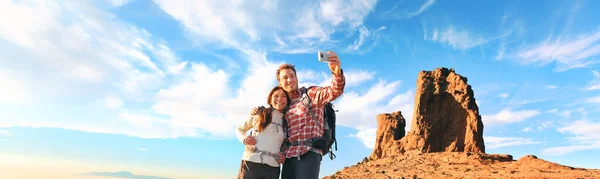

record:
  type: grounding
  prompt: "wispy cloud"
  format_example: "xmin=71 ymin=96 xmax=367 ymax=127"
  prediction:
xmin=548 ymin=108 xmax=584 ymax=119
xmin=521 ymin=127 xmax=533 ymax=133
xmin=0 ymin=0 xmax=195 ymax=139
xmin=542 ymin=120 xmax=600 ymax=156
xmin=299 ymin=69 xmax=376 ymax=88
xmin=336 ymin=79 xmax=414 ymax=130
xmin=153 ymin=0 xmax=379 ymax=54
xmin=587 ymin=95 xmax=600 ymax=104
xmin=482 ymin=108 xmax=540 ymax=126
xmin=345 ymin=25 xmax=387 ymax=54
xmin=410 ymin=0 xmax=435 ymax=18
xmin=582 ymin=70 xmax=600 ymax=91
xmin=348 ymin=128 xmax=377 ymax=149
xmin=538 ymin=121 xmax=554 ymax=131
xmin=499 ymin=93 xmax=509 ymax=99
xmin=542 ymin=143 xmax=600 ymax=156
xmin=140 ymin=148 xmax=149 ymax=152
xmin=425 ymin=26 xmax=497 ymax=50
xmin=380 ymin=0 xmax=436 ymax=19
xmin=0 ymin=0 xmax=185 ymax=100
xmin=0 ymin=69 xmax=30 ymax=104
xmin=0 ymin=130 xmax=11 ymax=137
xmin=515 ymin=29 xmax=600 ymax=71
xmin=485 ymin=136 xmax=541 ymax=149
xmin=496 ymin=42 xmax=506 ymax=60
xmin=108 ymin=0 xmax=131 ymax=7
xmin=105 ymin=96 xmax=124 ymax=110
xmin=545 ymin=85 xmax=558 ymax=89
xmin=345 ymin=70 xmax=377 ymax=87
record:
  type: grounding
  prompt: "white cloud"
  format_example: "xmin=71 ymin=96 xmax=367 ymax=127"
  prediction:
xmin=521 ymin=127 xmax=533 ymax=133
xmin=542 ymin=120 xmax=600 ymax=156
xmin=538 ymin=121 xmax=554 ymax=131
xmin=336 ymin=79 xmax=414 ymax=131
xmin=482 ymin=108 xmax=540 ymax=126
xmin=0 ymin=0 xmax=184 ymax=100
xmin=320 ymin=0 xmax=378 ymax=27
xmin=496 ymin=42 xmax=506 ymax=60
xmin=545 ymin=85 xmax=558 ymax=89
xmin=409 ymin=0 xmax=435 ymax=18
xmin=0 ymin=70 xmax=30 ymax=104
xmin=105 ymin=96 xmax=124 ymax=110
xmin=345 ymin=70 xmax=376 ymax=87
xmin=587 ymin=95 xmax=600 ymax=104
xmin=548 ymin=108 xmax=581 ymax=119
xmin=139 ymin=148 xmax=149 ymax=152
xmin=515 ymin=29 xmax=600 ymax=71
xmin=345 ymin=25 xmax=387 ymax=54
xmin=380 ymin=0 xmax=435 ymax=20
xmin=485 ymin=136 xmax=541 ymax=149
xmin=143 ymin=50 xmax=282 ymax=138
xmin=542 ymin=143 xmax=600 ymax=156
xmin=348 ymin=128 xmax=377 ymax=148
xmin=499 ymin=93 xmax=509 ymax=99
xmin=0 ymin=1 xmax=249 ymax=139
xmin=558 ymin=120 xmax=600 ymax=144
xmin=583 ymin=70 xmax=600 ymax=91
xmin=299 ymin=69 xmax=376 ymax=88
xmin=108 ymin=0 xmax=131 ymax=7
xmin=425 ymin=26 xmax=494 ymax=50
xmin=153 ymin=0 xmax=379 ymax=54
xmin=0 ymin=130 xmax=11 ymax=137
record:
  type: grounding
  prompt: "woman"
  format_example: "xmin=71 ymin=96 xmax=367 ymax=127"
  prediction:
xmin=236 ymin=86 xmax=289 ymax=179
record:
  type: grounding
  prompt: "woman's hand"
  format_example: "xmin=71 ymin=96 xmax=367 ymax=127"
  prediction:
xmin=276 ymin=152 xmax=285 ymax=164
xmin=243 ymin=136 xmax=257 ymax=145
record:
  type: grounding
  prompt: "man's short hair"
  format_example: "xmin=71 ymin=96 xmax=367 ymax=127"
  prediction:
xmin=276 ymin=63 xmax=297 ymax=82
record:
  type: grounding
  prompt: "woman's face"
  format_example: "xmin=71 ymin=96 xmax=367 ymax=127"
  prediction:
xmin=270 ymin=89 xmax=288 ymax=111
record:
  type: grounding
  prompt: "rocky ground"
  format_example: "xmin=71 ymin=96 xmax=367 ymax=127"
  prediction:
xmin=326 ymin=150 xmax=600 ymax=179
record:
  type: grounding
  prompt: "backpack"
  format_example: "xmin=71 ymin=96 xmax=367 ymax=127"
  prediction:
xmin=299 ymin=86 xmax=338 ymax=160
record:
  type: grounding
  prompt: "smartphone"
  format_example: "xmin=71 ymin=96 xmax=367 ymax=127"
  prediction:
xmin=318 ymin=51 xmax=331 ymax=63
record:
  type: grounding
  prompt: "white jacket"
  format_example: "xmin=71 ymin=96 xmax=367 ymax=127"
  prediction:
xmin=235 ymin=110 xmax=285 ymax=167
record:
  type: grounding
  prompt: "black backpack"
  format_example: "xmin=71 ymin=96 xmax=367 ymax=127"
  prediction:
xmin=299 ymin=86 xmax=338 ymax=160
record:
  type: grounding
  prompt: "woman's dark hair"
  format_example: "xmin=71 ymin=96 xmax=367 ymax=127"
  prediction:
xmin=256 ymin=86 xmax=290 ymax=133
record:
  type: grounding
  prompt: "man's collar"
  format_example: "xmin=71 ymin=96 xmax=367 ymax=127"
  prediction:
xmin=289 ymin=88 xmax=301 ymax=99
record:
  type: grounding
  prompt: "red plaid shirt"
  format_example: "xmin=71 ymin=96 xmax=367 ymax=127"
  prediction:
xmin=284 ymin=71 xmax=345 ymax=159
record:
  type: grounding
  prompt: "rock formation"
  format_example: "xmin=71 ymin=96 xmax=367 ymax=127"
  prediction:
xmin=398 ymin=67 xmax=485 ymax=154
xmin=369 ymin=111 xmax=406 ymax=159
xmin=327 ymin=67 xmax=600 ymax=179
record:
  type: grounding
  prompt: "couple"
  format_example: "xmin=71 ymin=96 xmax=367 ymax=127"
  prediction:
xmin=235 ymin=51 xmax=346 ymax=179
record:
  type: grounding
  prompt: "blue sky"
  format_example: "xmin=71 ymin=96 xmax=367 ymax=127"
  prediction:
xmin=1 ymin=0 xmax=600 ymax=178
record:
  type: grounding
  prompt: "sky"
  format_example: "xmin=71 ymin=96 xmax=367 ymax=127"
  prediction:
xmin=1 ymin=0 xmax=600 ymax=178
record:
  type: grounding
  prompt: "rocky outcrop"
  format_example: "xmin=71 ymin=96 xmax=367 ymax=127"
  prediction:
xmin=369 ymin=111 xmax=406 ymax=159
xmin=397 ymin=67 xmax=485 ymax=153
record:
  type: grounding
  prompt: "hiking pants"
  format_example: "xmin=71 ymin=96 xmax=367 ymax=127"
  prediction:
xmin=237 ymin=160 xmax=280 ymax=179
xmin=281 ymin=151 xmax=322 ymax=179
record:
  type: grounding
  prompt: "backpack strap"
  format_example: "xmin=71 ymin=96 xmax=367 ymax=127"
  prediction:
xmin=300 ymin=87 xmax=328 ymax=131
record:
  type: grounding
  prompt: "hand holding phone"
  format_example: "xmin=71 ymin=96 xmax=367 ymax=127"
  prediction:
xmin=318 ymin=51 xmax=331 ymax=63
xmin=318 ymin=51 xmax=341 ymax=75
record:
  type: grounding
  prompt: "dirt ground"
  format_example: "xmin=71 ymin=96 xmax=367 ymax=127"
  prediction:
xmin=325 ymin=150 xmax=600 ymax=179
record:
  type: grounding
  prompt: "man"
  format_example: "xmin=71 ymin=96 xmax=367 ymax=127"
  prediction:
xmin=255 ymin=51 xmax=345 ymax=179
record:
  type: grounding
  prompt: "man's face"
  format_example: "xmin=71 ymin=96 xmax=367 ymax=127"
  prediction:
xmin=278 ymin=69 xmax=298 ymax=92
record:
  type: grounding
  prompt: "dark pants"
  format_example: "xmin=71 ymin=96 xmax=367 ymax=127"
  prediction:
xmin=237 ymin=160 xmax=280 ymax=179
xmin=281 ymin=151 xmax=322 ymax=179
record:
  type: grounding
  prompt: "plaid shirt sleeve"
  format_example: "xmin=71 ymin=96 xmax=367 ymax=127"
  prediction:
xmin=307 ymin=70 xmax=346 ymax=106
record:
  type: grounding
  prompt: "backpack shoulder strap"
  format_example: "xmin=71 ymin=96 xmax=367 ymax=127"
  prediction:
xmin=300 ymin=86 xmax=327 ymax=131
